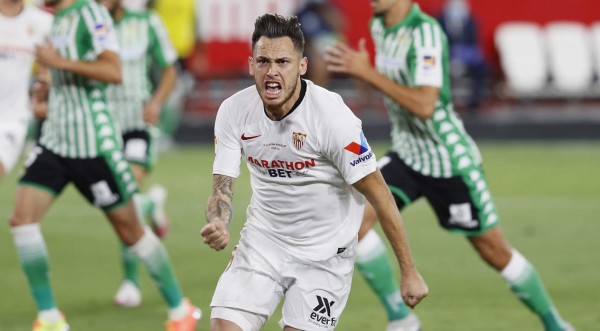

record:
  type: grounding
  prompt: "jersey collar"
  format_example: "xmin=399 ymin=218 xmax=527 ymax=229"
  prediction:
xmin=264 ymin=79 xmax=307 ymax=121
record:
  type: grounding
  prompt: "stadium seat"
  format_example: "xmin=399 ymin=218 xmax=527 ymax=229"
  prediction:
xmin=495 ymin=22 xmax=549 ymax=97
xmin=544 ymin=21 xmax=594 ymax=96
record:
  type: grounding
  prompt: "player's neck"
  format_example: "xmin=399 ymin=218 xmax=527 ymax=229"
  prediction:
xmin=53 ymin=0 xmax=75 ymax=12
xmin=0 ymin=0 xmax=24 ymax=17
xmin=383 ymin=0 xmax=412 ymax=28
xmin=111 ymin=4 xmax=124 ymax=21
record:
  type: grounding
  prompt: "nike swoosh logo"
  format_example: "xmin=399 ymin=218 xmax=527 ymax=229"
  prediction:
xmin=241 ymin=133 xmax=261 ymax=141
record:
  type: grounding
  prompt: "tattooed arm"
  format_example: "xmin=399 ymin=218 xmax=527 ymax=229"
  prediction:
xmin=201 ymin=174 xmax=235 ymax=251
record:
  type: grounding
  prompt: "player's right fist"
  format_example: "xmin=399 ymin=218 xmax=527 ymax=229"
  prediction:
xmin=201 ymin=220 xmax=230 ymax=251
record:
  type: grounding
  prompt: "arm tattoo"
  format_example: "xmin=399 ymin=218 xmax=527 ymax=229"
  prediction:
xmin=205 ymin=175 xmax=234 ymax=227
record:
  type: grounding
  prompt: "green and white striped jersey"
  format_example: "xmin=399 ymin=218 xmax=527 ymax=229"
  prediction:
xmin=371 ymin=4 xmax=481 ymax=178
xmin=40 ymin=0 xmax=121 ymax=158
xmin=106 ymin=9 xmax=176 ymax=132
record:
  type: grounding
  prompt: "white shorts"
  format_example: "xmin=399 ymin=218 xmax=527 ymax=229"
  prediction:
xmin=0 ymin=121 xmax=28 ymax=175
xmin=210 ymin=226 xmax=357 ymax=330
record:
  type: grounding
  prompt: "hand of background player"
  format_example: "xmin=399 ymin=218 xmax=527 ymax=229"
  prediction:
xmin=400 ymin=269 xmax=429 ymax=308
xmin=143 ymin=100 xmax=161 ymax=124
xmin=31 ymin=81 xmax=49 ymax=120
xmin=324 ymin=38 xmax=373 ymax=80
xmin=200 ymin=219 xmax=230 ymax=251
xmin=35 ymin=37 xmax=65 ymax=69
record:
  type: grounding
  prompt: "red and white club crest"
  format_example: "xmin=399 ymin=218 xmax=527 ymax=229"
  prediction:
xmin=292 ymin=132 xmax=307 ymax=150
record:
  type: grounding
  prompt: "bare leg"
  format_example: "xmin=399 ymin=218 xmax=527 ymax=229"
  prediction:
xmin=358 ymin=201 xmax=378 ymax=240
xmin=9 ymin=186 xmax=58 ymax=314
xmin=107 ymin=199 xmax=185 ymax=310
xmin=467 ymin=226 xmax=512 ymax=270
xmin=210 ymin=319 xmax=243 ymax=331
xmin=106 ymin=200 xmax=144 ymax=245
xmin=468 ymin=226 xmax=570 ymax=331
xmin=356 ymin=201 xmax=414 ymax=325
xmin=130 ymin=163 xmax=147 ymax=186
xmin=113 ymin=164 xmax=149 ymax=307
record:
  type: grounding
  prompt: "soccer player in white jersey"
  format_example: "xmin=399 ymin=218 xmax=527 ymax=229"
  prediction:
xmin=201 ymin=13 xmax=428 ymax=331
xmin=8 ymin=0 xmax=200 ymax=330
xmin=0 ymin=0 xmax=51 ymax=184
xmin=325 ymin=1 xmax=574 ymax=330
xmin=99 ymin=0 xmax=178 ymax=308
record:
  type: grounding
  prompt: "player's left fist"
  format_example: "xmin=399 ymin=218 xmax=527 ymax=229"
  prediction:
xmin=400 ymin=270 xmax=429 ymax=308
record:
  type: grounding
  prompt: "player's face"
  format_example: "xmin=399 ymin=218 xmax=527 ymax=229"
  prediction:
xmin=249 ymin=36 xmax=307 ymax=114
xmin=370 ymin=0 xmax=401 ymax=15
xmin=97 ymin=0 xmax=119 ymax=12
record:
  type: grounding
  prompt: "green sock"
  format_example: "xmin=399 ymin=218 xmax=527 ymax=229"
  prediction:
xmin=11 ymin=224 xmax=57 ymax=311
xmin=356 ymin=230 xmax=411 ymax=321
xmin=502 ymin=250 xmax=568 ymax=331
xmin=135 ymin=194 xmax=155 ymax=221
xmin=120 ymin=242 xmax=140 ymax=286
xmin=130 ymin=228 xmax=183 ymax=308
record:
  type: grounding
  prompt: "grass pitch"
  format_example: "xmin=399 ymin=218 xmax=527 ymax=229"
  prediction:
xmin=1 ymin=142 xmax=598 ymax=330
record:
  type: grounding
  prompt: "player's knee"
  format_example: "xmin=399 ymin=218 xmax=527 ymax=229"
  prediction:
xmin=211 ymin=307 xmax=266 ymax=331
xmin=107 ymin=204 xmax=145 ymax=245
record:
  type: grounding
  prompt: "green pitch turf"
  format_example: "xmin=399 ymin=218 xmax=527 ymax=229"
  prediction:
xmin=1 ymin=142 xmax=598 ymax=330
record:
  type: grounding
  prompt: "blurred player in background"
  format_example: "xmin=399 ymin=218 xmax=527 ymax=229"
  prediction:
xmin=201 ymin=13 xmax=427 ymax=331
xmin=437 ymin=0 xmax=488 ymax=115
xmin=296 ymin=0 xmax=346 ymax=88
xmin=325 ymin=0 xmax=573 ymax=330
xmin=8 ymin=0 xmax=200 ymax=330
xmin=98 ymin=0 xmax=178 ymax=308
xmin=0 ymin=0 xmax=51 ymax=185
xmin=150 ymin=0 xmax=196 ymax=150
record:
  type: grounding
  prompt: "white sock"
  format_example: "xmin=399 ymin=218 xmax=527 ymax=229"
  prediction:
xmin=129 ymin=226 xmax=159 ymax=259
xmin=356 ymin=229 xmax=387 ymax=263
xmin=38 ymin=308 xmax=62 ymax=323
xmin=168 ymin=299 xmax=188 ymax=320
xmin=500 ymin=249 xmax=530 ymax=283
xmin=12 ymin=223 xmax=44 ymax=246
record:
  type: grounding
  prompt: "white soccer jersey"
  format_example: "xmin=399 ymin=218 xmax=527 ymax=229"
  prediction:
xmin=213 ymin=80 xmax=378 ymax=261
xmin=0 ymin=5 xmax=52 ymax=124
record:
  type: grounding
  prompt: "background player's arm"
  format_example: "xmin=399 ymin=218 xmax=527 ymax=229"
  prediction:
xmin=144 ymin=64 xmax=177 ymax=124
xmin=353 ymin=170 xmax=429 ymax=308
xmin=325 ymin=39 xmax=438 ymax=120
xmin=31 ymin=65 xmax=50 ymax=120
xmin=35 ymin=42 xmax=122 ymax=84
xmin=202 ymin=174 xmax=235 ymax=251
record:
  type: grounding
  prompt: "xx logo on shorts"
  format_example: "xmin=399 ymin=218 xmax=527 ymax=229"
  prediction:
xmin=313 ymin=295 xmax=335 ymax=316
xmin=309 ymin=295 xmax=337 ymax=327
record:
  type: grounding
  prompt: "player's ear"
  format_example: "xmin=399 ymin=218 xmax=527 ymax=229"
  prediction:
xmin=299 ymin=56 xmax=308 ymax=76
xmin=248 ymin=56 xmax=255 ymax=76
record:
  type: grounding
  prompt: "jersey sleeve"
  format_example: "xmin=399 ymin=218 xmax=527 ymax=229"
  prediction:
xmin=32 ymin=7 xmax=53 ymax=45
xmin=410 ymin=21 xmax=444 ymax=87
xmin=81 ymin=3 xmax=119 ymax=55
xmin=213 ymin=99 xmax=242 ymax=178
xmin=148 ymin=11 xmax=178 ymax=68
xmin=322 ymin=98 xmax=378 ymax=185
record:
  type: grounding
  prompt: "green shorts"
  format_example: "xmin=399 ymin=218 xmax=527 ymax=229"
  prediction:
xmin=19 ymin=144 xmax=138 ymax=212
xmin=380 ymin=151 xmax=500 ymax=236
xmin=122 ymin=128 xmax=159 ymax=171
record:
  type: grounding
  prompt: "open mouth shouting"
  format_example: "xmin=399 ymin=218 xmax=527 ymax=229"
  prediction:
xmin=265 ymin=81 xmax=282 ymax=99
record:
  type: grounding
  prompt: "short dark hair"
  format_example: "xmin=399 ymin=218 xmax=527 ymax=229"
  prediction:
xmin=251 ymin=13 xmax=305 ymax=55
